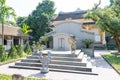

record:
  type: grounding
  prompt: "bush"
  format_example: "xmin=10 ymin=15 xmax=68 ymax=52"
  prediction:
xmin=24 ymin=44 xmax=32 ymax=55
xmin=0 ymin=45 xmax=7 ymax=61
xmin=8 ymin=45 xmax=18 ymax=59
xmin=16 ymin=45 xmax=24 ymax=57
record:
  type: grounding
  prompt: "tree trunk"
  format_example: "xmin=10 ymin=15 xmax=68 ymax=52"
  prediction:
xmin=113 ymin=36 xmax=120 ymax=53
xmin=2 ymin=20 xmax=4 ymax=45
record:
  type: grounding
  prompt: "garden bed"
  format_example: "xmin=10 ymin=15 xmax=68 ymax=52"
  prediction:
xmin=102 ymin=54 xmax=120 ymax=75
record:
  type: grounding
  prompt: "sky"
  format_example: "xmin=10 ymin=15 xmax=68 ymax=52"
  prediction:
xmin=6 ymin=0 xmax=110 ymax=17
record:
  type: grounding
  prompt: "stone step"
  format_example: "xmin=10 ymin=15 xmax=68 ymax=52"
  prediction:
xmin=51 ymin=57 xmax=82 ymax=61
xmin=21 ymin=59 xmax=87 ymax=66
xmin=51 ymin=60 xmax=86 ymax=66
xmin=9 ymin=65 xmax=97 ymax=75
xmin=33 ymin=53 xmax=77 ymax=57
xmin=27 ymin=56 xmax=82 ymax=61
xmin=14 ymin=62 xmax=92 ymax=72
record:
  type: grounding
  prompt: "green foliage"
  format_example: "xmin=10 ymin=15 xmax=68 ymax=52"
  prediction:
xmin=0 ymin=0 xmax=16 ymax=45
xmin=27 ymin=0 xmax=55 ymax=40
xmin=17 ymin=16 xmax=27 ymax=27
xmin=8 ymin=45 xmax=18 ymax=59
xmin=24 ymin=44 xmax=32 ymax=55
xmin=40 ymin=36 xmax=49 ymax=42
xmin=16 ymin=45 xmax=24 ymax=57
xmin=32 ymin=41 xmax=43 ymax=51
xmin=82 ymin=39 xmax=94 ymax=48
xmin=71 ymin=42 xmax=76 ymax=51
xmin=103 ymin=54 xmax=120 ymax=73
xmin=107 ymin=45 xmax=117 ymax=50
xmin=40 ymin=36 xmax=49 ymax=47
xmin=84 ymin=0 xmax=120 ymax=52
xmin=20 ymin=24 xmax=32 ymax=36
xmin=0 ymin=45 xmax=7 ymax=61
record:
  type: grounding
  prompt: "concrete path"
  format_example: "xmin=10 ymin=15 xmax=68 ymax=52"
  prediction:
xmin=0 ymin=50 xmax=120 ymax=80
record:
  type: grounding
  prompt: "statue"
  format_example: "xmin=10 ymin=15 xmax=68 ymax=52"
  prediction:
xmin=39 ymin=51 xmax=51 ymax=73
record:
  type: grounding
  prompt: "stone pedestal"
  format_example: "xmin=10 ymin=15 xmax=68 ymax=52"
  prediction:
xmin=41 ymin=68 xmax=49 ymax=73
xmin=81 ymin=48 xmax=94 ymax=58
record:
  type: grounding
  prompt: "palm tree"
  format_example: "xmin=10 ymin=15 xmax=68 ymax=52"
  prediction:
xmin=0 ymin=0 xmax=16 ymax=45
xmin=20 ymin=24 xmax=32 ymax=44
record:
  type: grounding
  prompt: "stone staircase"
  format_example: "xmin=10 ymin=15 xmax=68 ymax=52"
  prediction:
xmin=9 ymin=50 xmax=97 ymax=75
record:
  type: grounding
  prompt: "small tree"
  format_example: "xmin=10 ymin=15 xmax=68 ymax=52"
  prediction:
xmin=40 ymin=36 xmax=49 ymax=48
xmin=8 ymin=45 xmax=18 ymax=59
xmin=82 ymin=39 xmax=94 ymax=48
xmin=24 ymin=44 xmax=32 ymax=55
xmin=16 ymin=45 xmax=24 ymax=57
xmin=0 ymin=45 xmax=7 ymax=61
xmin=32 ymin=40 xmax=43 ymax=51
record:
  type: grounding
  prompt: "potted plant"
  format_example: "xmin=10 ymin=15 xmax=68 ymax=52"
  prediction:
xmin=82 ymin=39 xmax=93 ymax=48
xmin=82 ymin=39 xmax=94 ymax=58
xmin=71 ymin=42 xmax=76 ymax=53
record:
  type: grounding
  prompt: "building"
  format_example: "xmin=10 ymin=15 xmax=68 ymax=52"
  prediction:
xmin=46 ymin=10 xmax=106 ymax=50
xmin=0 ymin=24 xmax=25 ymax=50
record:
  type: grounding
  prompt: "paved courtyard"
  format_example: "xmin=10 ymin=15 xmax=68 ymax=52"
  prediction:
xmin=0 ymin=50 xmax=120 ymax=80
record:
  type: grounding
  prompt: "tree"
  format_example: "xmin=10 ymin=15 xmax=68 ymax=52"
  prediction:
xmin=27 ymin=0 xmax=55 ymax=41
xmin=0 ymin=0 xmax=16 ymax=45
xmin=84 ymin=0 xmax=120 ymax=52
xmin=8 ymin=45 xmax=18 ymax=59
xmin=20 ymin=24 xmax=32 ymax=44
xmin=20 ymin=24 xmax=32 ymax=36
xmin=16 ymin=16 xmax=27 ymax=27
xmin=24 ymin=44 xmax=32 ymax=55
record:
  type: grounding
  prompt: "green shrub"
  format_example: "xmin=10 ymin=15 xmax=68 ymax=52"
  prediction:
xmin=107 ymin=45 xmax=117 ymax=50
xmin=0 ymin=45 xmax=6 ymax=61
xmin=0 ymin=74 xmax=47 ymax=80
xmin=8 ymin=45 xmax=18 ymax=59
xmin=82 ymin=39 xmax=94 ymax=48
xmin=24 ymin=44 xmax=32 ymax=55
xmin=1 ymin=53 xmax=7 ymax=61
xmin=16 ymin=45 xmax=24 ymax=57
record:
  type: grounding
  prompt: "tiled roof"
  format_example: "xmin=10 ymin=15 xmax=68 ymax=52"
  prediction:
xmin=0 ymin=24 xmax=24 ymax=36
xmin=52 ymin=10 xmax=87 ymax=21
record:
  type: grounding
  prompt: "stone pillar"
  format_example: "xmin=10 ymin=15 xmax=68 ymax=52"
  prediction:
xmin=7 ymin=39 xmax=12 ymax=50
xmin=11 ymin=36 xmax=14 ymax=45
xmin=12 ymin=74 xmax=24 ymax=80
xmin=21 ymin=39 xmax=24 ymax=45
xmin=0 ymin=37 xmax=2 ymax=45
xmin=102 ymin=32 xmax=106 ymax=45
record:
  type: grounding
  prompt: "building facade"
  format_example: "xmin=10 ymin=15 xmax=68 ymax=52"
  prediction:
xmin=46 ymin=10 xmax=106 ymax=50
xmin=0 ymin=24 xmax=25 ymax=50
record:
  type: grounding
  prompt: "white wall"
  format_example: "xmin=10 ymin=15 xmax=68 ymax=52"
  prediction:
xmin=53 ymin=33 xmax=71 ymax=51
xmin=54 ymin=21 xmax=94 ymax=49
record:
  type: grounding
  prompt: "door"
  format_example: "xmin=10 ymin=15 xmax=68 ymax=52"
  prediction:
xmin=58 ymin=38 xmax=65 ymax=49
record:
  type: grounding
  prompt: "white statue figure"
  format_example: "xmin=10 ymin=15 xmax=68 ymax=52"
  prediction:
xmin=39 ymin=51 xmax=51 ymax=73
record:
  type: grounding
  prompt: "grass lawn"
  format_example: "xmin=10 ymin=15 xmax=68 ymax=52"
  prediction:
xmin=102 ymin=54 xmax=120 ymax=74
xmin=0 ymin=74 xmax=47 ymax=80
